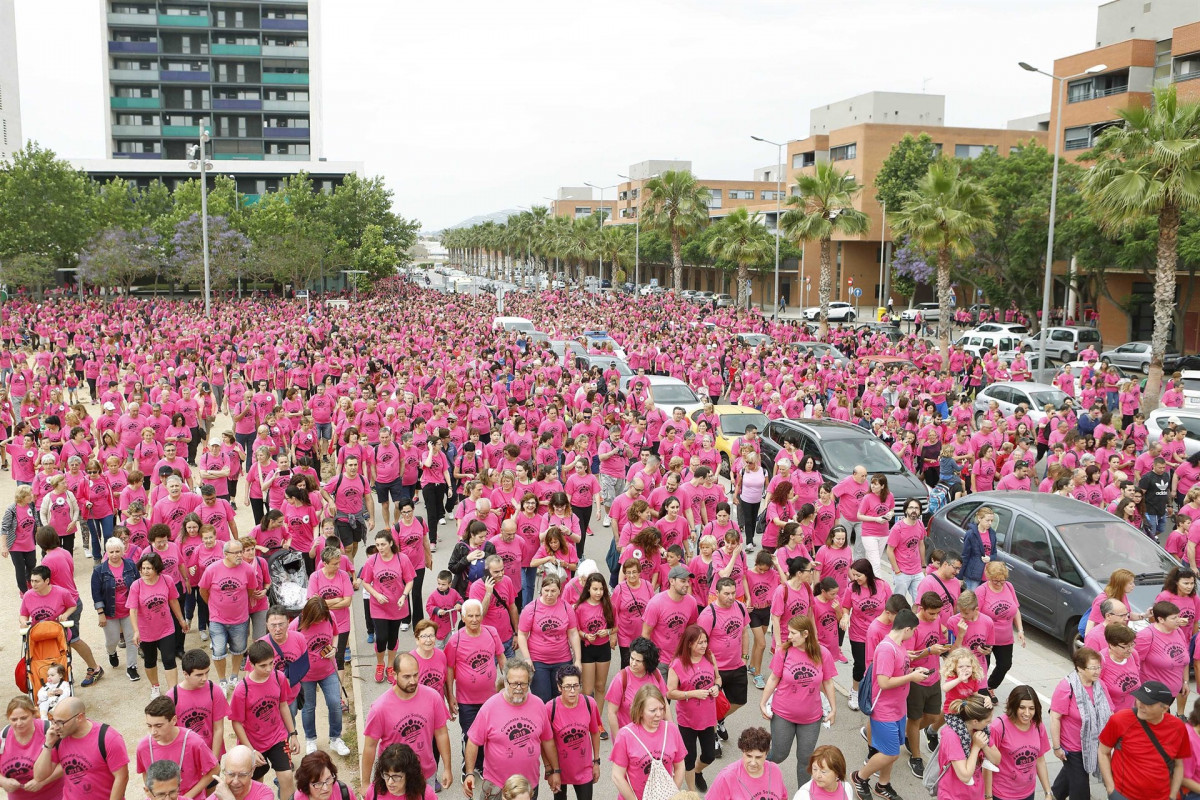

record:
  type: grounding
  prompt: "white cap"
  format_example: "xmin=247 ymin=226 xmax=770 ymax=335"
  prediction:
xmin=1169 ymin=415 xmax=1183 ymax=425
xmin=103 ymin=402 xmax=116 ymax=410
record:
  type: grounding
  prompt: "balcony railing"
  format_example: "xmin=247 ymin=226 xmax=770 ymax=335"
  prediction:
xmin=262 ymin=44 xmax=308 ymax=58
xmin=158 ymin=14 xmax=210 ymax=27
xmin=211 ymin=44 xmax=261 ymax=56
xmin=111 ymin=96 xmax=162 ymax=109
xmin=160 ymin=70 xmax=210 ymax=82
xmin=110 ymin=69 xmax=160 ymax=81
xmin=112 ymin=124 xmax=162 ymax=137
xmin=261 ymin=18 xmax=308 ymax=31
xmin=213 ymin=98 xmax=263 ymax=110
xmin=262 ymin=99 xmax=308 ymax=112
xmin=262 ymin=73 xmax=308 ymax=85
xmin=263 ymin=127 xmax=309 ymax=138
xmin=108 ymin=41 xmax=158 ymax=54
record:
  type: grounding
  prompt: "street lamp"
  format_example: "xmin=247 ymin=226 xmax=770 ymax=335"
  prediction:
xmin=1018 ymin=60 xmax=1106 ymax=373
xmin=341 ymin=269 xmax=368 ymax=299
xmin=187 ymin=129 xmax=214 ymax=317
xmin=617 ymin=172 xmax=659 ymax=293
xmin=584 ymin=181 xmax=617 ymax=287
xmin=751 ymin=136 xmax=785 ymax=316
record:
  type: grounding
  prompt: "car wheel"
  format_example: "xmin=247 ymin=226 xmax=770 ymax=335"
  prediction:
xmin=974 ymin=411 xmax=984 ymax=428
xmin=1141 ymin=362 xmax=1150 ymax=375
xmin=719 ymin=453 xmax=731 ymax=480
xmin=845 ymin=312 xmax=855 ymax=322
xmin=1067 ymin=618 xmax=1084 ymax=657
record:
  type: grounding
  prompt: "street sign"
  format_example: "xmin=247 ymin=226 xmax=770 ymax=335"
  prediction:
xmin=852 ymin=288 xmax=862 ymax=298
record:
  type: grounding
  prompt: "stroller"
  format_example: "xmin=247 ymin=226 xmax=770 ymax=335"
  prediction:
xmin=17 ymin=620 xmax=72 ymax=701
xmin=267 ymin=549 xmax=310 ymax=618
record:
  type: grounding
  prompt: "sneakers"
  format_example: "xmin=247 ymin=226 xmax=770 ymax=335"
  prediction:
xmin=433 ymin=777 xmax=443 ymax=794
xmin=908 ymin=757 xmax=925 ymax=779
xmin=745 ymin=543 xmax=756 ymax=552
xmin=375 ymin=665 xmax=386 ymax=683
xmin=859 ymin=726 xmax=868 ymax=742
xmin=344 ymin=647 xmax=352 ymax=664
xmin=81 ymin=667 xmax=104 ymax=687
xmin=149 ymin=685 xmax=161 ymax=700
xmin=872 ymin=782 xmax=903 ymax=800
xmin=602 ymin=517 xmax=611 ymax=527
xmin=714 ymin=740 xmax=723 ymax=759
xmin=386 ymin=667 xmax=396 ymax=684
xmin=599 ymin=728 xmax=608 ymax=741
xmin=848 ymin=693 xmax=859 ymax=711
xmin=716 ymin=721 xmax=728 ymax=741
xmin=329 ymin=737 xmax=351 ymax=757
xmin=850 ymin=771 xmax=873 ymax=800
xmin=200 ymin=631 xmax=209 ymax=642
xmin=367 ymin=632 xmax=375 ymax=644
xmin=400 ymin=622 xmax=410 ymax=632
xmin=924 ymin=725 xmax=939 ymax=752
xmin=127 ymin=666 xmax=141 ymax=682
xmin=305 ymin=739 xmax=319 ymax=755
xmin=694 ymin=773 xmax=707 ymax=792
xmin=108 ymin=652 xmax=119 ymax=668
xmin=754 ymin=675 xmax=766 ymax=690
xmin=747 ymin=666 xmax=756 ymax=676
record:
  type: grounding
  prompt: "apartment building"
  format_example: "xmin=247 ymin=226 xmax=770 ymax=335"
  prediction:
xmin=0 ymin=0 xmax=22 ymax=163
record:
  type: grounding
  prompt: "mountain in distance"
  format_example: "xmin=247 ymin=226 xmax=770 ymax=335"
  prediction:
xmin=425 ymin=209 xmax=524 ymax=237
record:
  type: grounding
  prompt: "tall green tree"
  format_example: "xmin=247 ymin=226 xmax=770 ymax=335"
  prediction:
xmin=706 ymin=208 xmax=774 ymax=308
xmin=0 ymin=143 xmax=97 ymax=272
xmin=874 ymin=133 xmax=942 ymax=211
xmin=323 ymin=174 xmax=419 ymax=281
xmin=780 ymin=162 xmax=870 ymax=336
xmin=639 ymin=170 xmax=711 ymax=293
xmin=892 ymin=160 xmax=997 ymax=364
xmin=1082 ymin=86 xmax=1200 ymax=408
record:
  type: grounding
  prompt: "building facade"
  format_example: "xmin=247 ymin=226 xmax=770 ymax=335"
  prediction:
xmin=0 ymin=0 xmax=22 ymax=163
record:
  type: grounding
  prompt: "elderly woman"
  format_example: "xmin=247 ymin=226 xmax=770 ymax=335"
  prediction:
xmin=1 ymin=484 xmax=39 ymax=593
xmin=517 ymin=573 xmax=582 ymax=702
xmin=1049 ymin=647 xmax=1111 ymax=800
xmin=90 ymin=536 xmax=140 ymax=681
xmin=39 ymin=474 xmax=80 ymax=555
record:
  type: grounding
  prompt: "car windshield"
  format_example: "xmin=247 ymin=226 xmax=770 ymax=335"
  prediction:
xmin=719 ymin=413 xmax=769 ymax=436
xmin=652 ymin=385 xmax=699 ymax=405
xmin=822 ymin=436 xmax=905 ymax=474
xmin=1182 ymin=377 xmax=1200 ymax=392
xmin=1058 ymin=520 xmax=1177 ymax=578
xmin=1078 ymin=329 xmax=1101 ymax=343
xmin=1028 ymin=389 xmax=1070 ymax=409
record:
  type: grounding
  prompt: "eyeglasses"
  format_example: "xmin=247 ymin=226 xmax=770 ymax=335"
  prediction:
xmin=417 ymin=633 xmax=436 ymax=641
xmin=382 ymin=774 xmax=407 ymax=785
xmin=222 ymin=771 xmax=253 ymax=781
xmin=310 ymin=778 xmax=336 ymax=790
xmin=148 ymin=789 xmax=180 ymax=800
xmin=560 ymin=683 xmax=581 ymax=691
xmin=507 ymin=681 xmax=530 ymax=689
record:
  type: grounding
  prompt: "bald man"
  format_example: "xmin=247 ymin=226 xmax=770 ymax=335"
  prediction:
xmin=209 ymin=746 xmax=273 ymax=800
xmin=35 ymin=696 xmax=130 ymax=800
xmin=362 ymin=652 xmax=453 ymax=791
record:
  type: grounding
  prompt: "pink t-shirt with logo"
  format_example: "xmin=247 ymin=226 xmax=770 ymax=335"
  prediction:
xmin=135 ymin=728 xmax=219 ymax=797
xmin=228 ymin=670 xmax=288 ymax=752
xmin=307 ymin=568 xmax=353 ymax=634
xmin=769 ymin=643 xmax=836 ymax=725
xmin=467 ymin=693 xmax=553 ymax=787
xmin=706 ymin=759 xmax=788 ymax=800
xmin=870 ymin=637 xmax=911 ymax=723
xmin=444 ymin=626 xmax=504 ymax=705
xmin=199 ymin=559 xmax=254 ymax=625
xmin=988 ymin=716 xmax=1049 ymax=800
xmin=546 ymin=695 xmax=602 ymax=785
xmin=171 ymin=680 xmax=230 ymax=751
xmin=518 ymin=598 xmax=579 ymax=664
xmin=363 ymin=686 xmax=449 ymax=777
xmin=670 ymin=657 xmax=718 ymax=730
xmin=360 ymin=552 xmax=416 ymax=621
xmin=609 ymin=721 xmax=687 ymax=800
xmin=0 ymin=719 xmax=61 ymax=800
xmin=49 ymin=721 xmax=129 ymax=800
xmin=1135 ymin=623 xmax=1191 ymax=694
xmin=128 ymin=577 xmax=179 ymax=642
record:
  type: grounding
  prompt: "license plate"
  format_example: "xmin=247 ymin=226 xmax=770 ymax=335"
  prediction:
xmin=1188 ymin=397 xmax=1200 ymax=407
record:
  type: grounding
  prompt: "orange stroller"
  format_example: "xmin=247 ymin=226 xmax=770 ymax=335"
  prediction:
xmin=16 ymin=620 xmax=73 ymax=701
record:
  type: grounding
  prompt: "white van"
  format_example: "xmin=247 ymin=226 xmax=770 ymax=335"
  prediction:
xmin=955 ymin=330 xmax=1022 ymax=358
xmin=492 ymin=316 xmax=536 ymax=333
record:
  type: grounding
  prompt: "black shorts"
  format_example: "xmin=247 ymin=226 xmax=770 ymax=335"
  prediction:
xmin=907 ymin=680 xmax=942 ymax=719
xmin=581 ymin=642 xmax=612 ymax=664
xmin=749 ymin=607 xmax=771 ymax=629
xmin=253 ymin=740 xmax=293 ymax=780
xmin=375 ymin=478 xmax=404 ymax=503
xmin=719 ymin=667 xmax=748 ymax=706
xmin=334 ymin=518 xmax=365 ymax=546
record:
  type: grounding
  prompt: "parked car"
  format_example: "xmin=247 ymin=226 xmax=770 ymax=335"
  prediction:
xmin=1146 ymin=407 xmax=1200 ymax=457
xmin=900 ymin=302 xmax=940 ymax=322
xmin=973 ymin=381 xmax=1070 ymax=426
xmin=581 ymin=330 xmax=627 ymax=359
xmin=690 ymin=405 xmax=770 ymax=477
xmin=736 ymin=333 xmax=773 ymax=348
xmin=854 ymin=322 xmax=904 ymax=343
xmin=1100 ymin=341 xmax=1182 ymax=374
xmin=759 ymin=419 xmax=928 ymax=540
xmin=788 ymin=341 xmax=849 ymax=367
xmin=547 ymin=339 xmax=589 ymax=363
xmin=1021 ymin=326 xmax=1102 ymax=363
xmin=619 ymin=375 xmax=704 ymax=416
xmin=927 ymin=492 xmax=1176 ymax=652
xmin=802 ymin=301 xmax=856 ymax=322
xmin=492 ymin=316 xmax=536 ymax=333
xmin=972 ymin=322 xmax=1029 ymax=336
xmin=692 ymin=291 xmax=715 ymax=304
xmin=575 ymin=354 xmax=633 ymax=378
xmin=955 ymin=330 xmax=1023 ymax=359
xmin=712 ymin=293 xmax=735 ymax=308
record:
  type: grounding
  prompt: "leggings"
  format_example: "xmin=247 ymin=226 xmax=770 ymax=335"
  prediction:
xmin=678 ymin=725 xmax=716 ymax=771
xmin=571 ymin=505 xmax=592 ymax=560
xmin=851 ymin=639 xmax=867 ymax=683
xmin=403 ymin=568 xmax=426 ymax=626
xmin=9 ymin=549 xmax=36 ymax=594
xmin=769 ymin=715 xmax=823 ymax=788
xmin=142 ymin=634 xmax=177 ymax=671
xmin=737 ymin=500 xmax=760 ymax=546
xmin=363 ymin=596 xmax=374 ymax=636
xmin=374 ymin=617 xmax=401 ymax=654
xmin=250 ymin=498 xmax=265 ymax=526
xmin=987 ymin=643 xmax=1014 ymax=691
xmin=102 ymin=614 xmax=138 ymax=666
xmin=61 ymin=533 xmax=76 ymax=555
xmin=422 ymin=484 xmax=447 ymax=533
xmin=553 ymin=785 xmax=594 ymax=800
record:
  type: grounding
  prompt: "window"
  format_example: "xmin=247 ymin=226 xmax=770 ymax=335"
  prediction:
xmin=116 ymin=87 xmax=158 ymax=98
xmin=829 ymin=143 xmax=856 ymax=161
xmin=954 ymin=144 xmax=995 ymax=159
xmin=164 ymin=61 xmax=204 ymax=72
xmin=116 ymin=114 xmax=157 ymax=125
xmin=1156 ymin=39 xmax=1174 ymax=84
xmin=162 ymin=6 xmax=202 ymax=15
xmin=931 ymin=143 xmax=943 ymax=156
xmin=117 ymin=141 xmax=160 ymax=153
xmin=113 ymin=33 xmax=154 ymax=43
xmin=1176 ymin=54 xmax=1200 ymax=81
xmin=761 ymin=191 xmax=781 ymax=201
xmin=1068 ymin=71 xmax=1130 ymax=102
xmin=1008 ymin=515 xmax=1052 ymax=568
xmin=113 ymin=59 xmax=154 ymax=70
xmin=264 ymin=9 xmax=307 ymax=19
xmin=267 ymin=143 xmax=310 ymax=155
xmin=1064 ymin=126 xmax=1092 ymax=151
xmin=792 ymin=151 xmax=816 ymax=168
xmin=618 ymin=191 xmax=628 ymax=201
xmin=706 ymin=189 xmax=722 ymax=209
xmin=728 ymin=190 xmax=754 ymax=200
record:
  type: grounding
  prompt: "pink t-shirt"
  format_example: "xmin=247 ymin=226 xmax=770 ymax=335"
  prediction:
xmin=947 ymin=613 xmax=996 ymax=677
xmin=611 ymin=581 xmax=654 ymax=647
xmin=360 ymin=551 xmax=417 ymax=621
xmin=840 ymin=579 xmax=890 ymax=642
xmin=127 ymin=577 xmax=179 ymax=642
xmin=886 ymin=519 xmax=926 ymax=574
xmin=19 ymin=585 xmax=75 ymax=624
xmin=642 ymin=592 xmax=699 ymax=657
xmin=1135 ymin=623 xmax=1191 ymax=694
xmin=171 ymin=680 xmax=230 ymax=750
xmin=228 ymin=670 xmax=288 ymax=751
xmin=768 ymin=643 xmax=836 ymax=725
xmin=412 ymin=647 xmax=448 ymax=696
xmin=199 ymin=559 xmax=254 ymax=625
xmin=1100 ymin=647 xmax=1142 ymax=711
xmin=363 ymin=686 xmax=449 ymax=777
xmin=870 ymin=637 xmax=910 ymax=723
xmin=987 ymin=716 xmax=1050 ymax=800
xmin=307 ymin=568 xmax=353 ymax=634
xmin=603 ymin=667 xmax=668 ymax=730
xmin=697 ymin=601 xmax=750 ymax=671
xmin=936 ymin=724 xmax=985 ymax=800
xmin=49 ymin=721 xmax=130 ymax=800
xmin=706 ymin=759 xmax=788 ymax=800
xmin=467 ymin=693 xmax=553 ymax=787
xmin=0 ymin=720 xmax=62 ymax=800
xmin=670 ymin=656 xmax=718 ymax=730
xmin=975 ymin=581 xmax=1020 ymax=645
xmin=546 ymin=695 xmax=602 ymax=785
xmin=444 ymin=625 xmax=504 ymax=705
xmin=518 ymin=598 xmax=578 ymax=663
xmin=135 ymin=728 xmax=219 ymax=797
xmin=292 ymin=617 xmax=337 ymax=682
xmin=1050 ymin=678 xmax=1102 ymax=752
xmin=207 ymin=782 xmax=275 ymax=800
xmin=609 ymin=721 xmax=687 ymax=800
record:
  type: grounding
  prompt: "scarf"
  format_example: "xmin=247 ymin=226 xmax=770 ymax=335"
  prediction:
xmin=943 ymin=712 xmax=975 ymax=778
xmin=1067 ymin=669 xmax=1111 ymax=777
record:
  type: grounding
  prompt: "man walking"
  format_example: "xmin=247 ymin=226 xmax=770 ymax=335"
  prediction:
xmin=1099 ymin=680 xmax=1189 ymax=800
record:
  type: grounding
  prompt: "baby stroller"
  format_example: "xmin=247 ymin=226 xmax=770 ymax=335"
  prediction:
xmin=17 ymin=620 xmax=72 ymax=701
xmin=267 ymin=549 xmax=309 ymax=618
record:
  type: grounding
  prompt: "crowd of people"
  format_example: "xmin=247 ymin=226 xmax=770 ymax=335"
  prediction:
xmin=0 ymin=275 xmax=1197 ymax=800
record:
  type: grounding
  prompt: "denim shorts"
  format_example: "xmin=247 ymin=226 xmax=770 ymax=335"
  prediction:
xmin=208 ymin=619 xmax=250 ymax=658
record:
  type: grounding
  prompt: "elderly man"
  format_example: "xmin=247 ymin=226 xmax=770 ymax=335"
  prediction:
xmin=1083 ymin=598 xmax=1131 ymax=651
xmin=446 ymin=599 xmax=507 ymax=784
xmin=208 ymin=745 xmax=274 ymax=800
xmin=34 ymin=696 xmax=130 ymax=800
xmin=143 ymin=760 xmax=181 ymax=800
xmin=362 ymin=653 xmax=453 ymax=793
xmin=199 ymin=538 xmax=256 ymax=688
xmin=458 ymin=497 xmax=500 ymax=539
xmin=469 ymin=555 xmax=520 ymax=658
xmin=464 ymin=659 xmax=560 ymax=800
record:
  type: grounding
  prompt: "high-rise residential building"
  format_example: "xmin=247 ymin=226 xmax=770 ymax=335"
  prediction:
xmin=77 ymin=0 xmax=358 ymax=200
xmin=0 ymin=0 xmax=23 ymax=162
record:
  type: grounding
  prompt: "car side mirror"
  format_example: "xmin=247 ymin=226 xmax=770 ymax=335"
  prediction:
xmin=1033 ymin=561 xmax=1054 ymax=577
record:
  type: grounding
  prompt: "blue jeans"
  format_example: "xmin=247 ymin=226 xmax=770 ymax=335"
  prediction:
xmin=301 ymin=672 xmax=343 ymax=740
xmin=459 ymin=702 xmax=483 ymax=778
xmin=963 ymin=578 xmax=982 ymax=591
xmin=1145 ymin=513 xmax=1167 ymax=538
xmin=532 ymin=660 xmax=572 ymax=703
xmin=501 ymin=637 xmax=516 ymax=660
xmin=86 ymin=515 xmax=114 ymax=560
xmin=892 ymin=572 xmax=923 ymax=603
xmin=522 ymin=567 xmax=537 ymax=606
xmin=209 ymin=619 xmax=250 ymax=659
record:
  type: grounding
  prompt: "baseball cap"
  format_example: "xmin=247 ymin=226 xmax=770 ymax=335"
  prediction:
xmin=668 ymin=565 xmax=693 ymax=580
xmin=103 ymin=402 xmax=115 ymax=410
xmin=1132 ymin=680 xmax=1174 ymax=706
xmin=1169 ymin=415 xmax=1182 ymax=425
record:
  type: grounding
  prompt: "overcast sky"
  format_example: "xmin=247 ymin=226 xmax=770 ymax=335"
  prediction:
xmin=14 ymin=0 xmax=1101 ymax=230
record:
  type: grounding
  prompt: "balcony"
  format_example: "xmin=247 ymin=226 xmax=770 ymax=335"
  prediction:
xmin=261 ymin=18 xmax=308 ymax=31
xmin=111 ymin=96 xmax=162 ymax=109
xmin=112 ymin=152 xmax=163 ymax=159
xmin=162 ymin=124 xmax=201 ymax=137
xmin=112 ymin=124 xmax=162 ymax=137
xmin=263 ymin=126 xmax=309 ymax=138
xmin=213 ymin=98 xmax=262 ymax=110
xmin=158 ymin=14 xmax=210 ymax=27
xmin=108 ymin=41 xmax=158 ymax=54
xmin=211 ymin=44 xmax=261 ymax=56
xmin=160 ymin=70 xmax=210 ymax=82
xmin=262 ymin=73 xmax=308 ymax=85
xmin=106 ymin=12 xmax=156 ymax=26
xmin=110 ymin=68 xmax=160 ymax=81
xmin=262 ymin=99 xmax=307 ymax=112
xmin=265 ymin=153 xmax=311 ymax=161
xmin=214 ymin=153 xmax=264 ymax=160
xmin=262 ymin=45 xmax=308 ymax=58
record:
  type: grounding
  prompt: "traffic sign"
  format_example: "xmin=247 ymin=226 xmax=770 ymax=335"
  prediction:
xmin=852 ymin=288 xmax=862 ymax=298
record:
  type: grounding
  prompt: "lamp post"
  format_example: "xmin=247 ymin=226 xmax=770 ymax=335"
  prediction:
xmin=341 ymin=269 xmax=367 ymax=300
xmin=187 ymin=130 xmax=214 ymax=317
xmin=584 ymin=182 xmax=617 ymax=288
xmin=1018 ymin=60 xmax=1107 ymax=373
xmin=751 ymin=136 xmax=785 ymax=317
xmin=617 ymin=172 xmax=659 ymax=293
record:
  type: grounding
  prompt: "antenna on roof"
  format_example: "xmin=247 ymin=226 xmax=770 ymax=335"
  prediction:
xmin=922 ymin=77 xmax=932 ymax=93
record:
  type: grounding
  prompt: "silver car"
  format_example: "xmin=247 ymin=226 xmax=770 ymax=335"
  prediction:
xmin=973 ymin=381 xmax=1071 ymax=426
xmin=1100 ymin=341 xmax=1182 ymax=374
xmin=1021 ymin=326 xmax=1101 ymax=363
xmin=1146 ymin=408 xmax=1200 ymax=458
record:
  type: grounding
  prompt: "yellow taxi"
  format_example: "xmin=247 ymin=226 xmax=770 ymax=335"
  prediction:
xmin=689 ymin=404 xmax=769 ymax=478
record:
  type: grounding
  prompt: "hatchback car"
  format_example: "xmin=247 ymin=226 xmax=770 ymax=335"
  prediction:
xmin=1100 ymin=341 xmax=1182 ymax=374
xmin=787 ymin=341 xmax=849 ymax=367
xmin=900 ymin=302 xmax=940 ymax=322
xmin=802 ymin=302 xmax=856 ymax=322
xmin=973 ymin=381 xmax=1070 ymax=426
xmin=1146 ymin=408 xmax=1200 ymax=457
xmin=690 ymin=405 xmax=770 ymax=477
xmin=927 ymin=492 xmax=1176 ymax=652
xmin=619 ymin=375 xmax=704 ymax=416
xmin=712 ymin=293 xmax=735 ymax=307
xmin=1021 ymin=326 xmax=1102 ymax=363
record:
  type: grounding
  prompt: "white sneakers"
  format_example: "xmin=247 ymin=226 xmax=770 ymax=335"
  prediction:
xmin=149 ymin=685 xmax=161 ymax=700
xmin=329 ymin=738 xmax=351 ymax=756
xmin=305 ymin=740 xmax=319 ymax=755
xmin=848 ymin=694 xmax=860 ymax=711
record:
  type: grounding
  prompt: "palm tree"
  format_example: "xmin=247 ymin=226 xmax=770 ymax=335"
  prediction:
xmin=892 ymin=159 xmax=996 ymax=365
xmin=639 ymin=170 xmax=712 ymax=293
xmin=562 ymin=215 xmax=599 ymax=287
xmin=598 ymin=224 xmax=633 ymax=284
xmin=780 ymin=162 xmax=870 ymax=337
xmin=1083 ymin=86 xmax=1200 ymax=408
xmin=707 ymin=208 xmax=774 ymax=308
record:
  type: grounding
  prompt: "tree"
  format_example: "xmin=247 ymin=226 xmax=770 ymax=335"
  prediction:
xmin=168 ymin=214 xmax=250 ymax=290
xmin=892 ymin=160 xmax=997 ymax=365
xmin=889 ymin=237 xmax=932 ymax=303
xmin=1081 ymin=85 xmax=1200 ymax=409
xmin=706 ymin=208 xmax=774 ymax=308
xmin=78 ymin=226 xmax=161 ymax=293
xmin=93 ymin=178 xmax=149 ymax=232
xmin=169 ymin=175 xmax=246 ymax=232
xmin=324 ymin=173 xmax=420 ymax=280
xmin=0 ymin=143 xmax=97 ymax=271
xmin=874 ymin=133 xmax=941 ymax=212
xmin=780 ymin=162 xmax=870 ymax=336
xmin=639 ymin=170 xmax=711 ymax=292
xmin=0 ymin=253 xmax=56 ymax=293
xmin=597 ymin=225 xmax=633 ymax=285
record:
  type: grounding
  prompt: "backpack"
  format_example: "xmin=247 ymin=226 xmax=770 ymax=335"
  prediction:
xmin=549 ymin=695 xmax=594 ymax=726
xmin=755 ymin=507 xmax=767 ymax=539
xmin=857 ymin=640 xmax=894 ymax=715
xmin=927 ymin=483 xmax=952 ymax=516
xmin=1077 ymin=613 xmax=1090 ymax=639
xmin=625 ymin=722 xmax=679 ymax=800
xmin=921 ymin=745 xmax=948 ymax=796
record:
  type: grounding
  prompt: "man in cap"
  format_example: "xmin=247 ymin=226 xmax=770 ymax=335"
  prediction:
xmin=1098 ymin=680 xmax=1189 ymax=800
xmin=641 ymin=565 xmax=699 ymax=677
